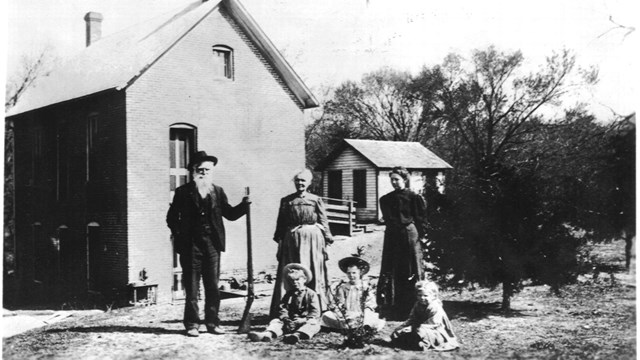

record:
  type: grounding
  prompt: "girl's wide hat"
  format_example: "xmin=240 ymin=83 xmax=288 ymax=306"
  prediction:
xmin=338 ymin=256 xmax=370 ymax=275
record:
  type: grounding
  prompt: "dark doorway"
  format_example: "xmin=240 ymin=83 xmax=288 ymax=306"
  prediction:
xmin=327 ymin=170 xmax=342 ymax=205
xmin=353 ymin=169 xmax=367 ymax=208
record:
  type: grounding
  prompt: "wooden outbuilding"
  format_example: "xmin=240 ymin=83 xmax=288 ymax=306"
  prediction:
xmin=316 ymin=139 xmax=452 ymax=223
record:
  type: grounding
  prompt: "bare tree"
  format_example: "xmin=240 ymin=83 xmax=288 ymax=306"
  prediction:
xmin=5 ymin=47 xmax=56 ymax=110
xmin=598 ymin=16 xmax=636 ymax=42
xmin=323 ymin=68 xmax=426 ymax=142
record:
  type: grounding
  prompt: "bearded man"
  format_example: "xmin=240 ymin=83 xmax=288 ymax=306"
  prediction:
xmin=167 ymin=151 xmax=250 ymax=337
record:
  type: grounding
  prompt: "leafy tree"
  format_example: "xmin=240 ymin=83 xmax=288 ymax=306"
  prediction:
xmin=420 ymin=47 xmax=603 ymax=309
xmin=425 ymin=109 xmax=613 ymax=307
xmin=306 ymin=47 xmax=622 ymax=310
xmin=597 ymin=114 xmax=635 ymax=269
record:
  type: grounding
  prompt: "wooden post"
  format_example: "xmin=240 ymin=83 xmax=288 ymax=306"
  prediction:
xmin=238 ymin=187 xmax=254 ymax=333
xmin=348 ymin=200 xmax=353 ymax=237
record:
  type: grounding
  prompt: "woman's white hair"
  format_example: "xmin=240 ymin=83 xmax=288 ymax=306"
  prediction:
xmin=292 ymin=168 xmax=313 ymax=182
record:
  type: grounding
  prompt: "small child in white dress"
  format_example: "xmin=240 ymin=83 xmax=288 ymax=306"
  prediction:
xmin=391 ymin=280 xmax=459 ymax=351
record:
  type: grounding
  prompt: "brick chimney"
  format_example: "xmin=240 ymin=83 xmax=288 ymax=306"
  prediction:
xmin=84 ymin=12 xmax=103 ymax=47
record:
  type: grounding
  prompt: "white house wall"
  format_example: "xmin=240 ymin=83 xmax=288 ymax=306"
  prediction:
xmin=125 ymin=7 xmax=305 ymax=301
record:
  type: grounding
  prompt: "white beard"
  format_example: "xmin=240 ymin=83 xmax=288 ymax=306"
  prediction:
xmin=194 ymin=173 xmax=214 ymax=198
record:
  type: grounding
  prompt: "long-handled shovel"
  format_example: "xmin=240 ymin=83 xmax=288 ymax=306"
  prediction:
xmin=238 ymin=187 xmax=254 ymax=333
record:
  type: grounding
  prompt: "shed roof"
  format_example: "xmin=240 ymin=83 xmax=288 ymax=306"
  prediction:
xmin=316 ymin=139 xmax=453 ymax=170
xmin=7 ymin=0 xmax=318 ymax=117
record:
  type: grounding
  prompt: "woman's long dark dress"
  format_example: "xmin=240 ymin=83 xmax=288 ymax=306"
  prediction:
xmin=377 ymin=188 xmax=426 ymax=320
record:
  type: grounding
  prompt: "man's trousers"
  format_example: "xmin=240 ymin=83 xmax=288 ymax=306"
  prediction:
xmin=180 ymin=245 xmax=221 ymax=330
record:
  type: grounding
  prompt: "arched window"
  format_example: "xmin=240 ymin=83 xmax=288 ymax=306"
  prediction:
xmin=212 ymin=45 xmax=233 ymax=80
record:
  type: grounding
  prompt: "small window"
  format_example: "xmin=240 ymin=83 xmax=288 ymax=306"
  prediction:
xmin=212 ymin=45 xmax=233 ymax=79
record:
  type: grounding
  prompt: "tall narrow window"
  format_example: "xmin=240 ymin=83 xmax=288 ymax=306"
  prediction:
xmin=212 ymin=45 xmax=233 ymax=79
xmin=87 ymin=222 xmax=101 ymax=292
xmin=86 ymin=113 xmax=99 ymax=182
xmin=57 ymin=120 xmax=69 ymax=201
xmin=31 ymin=125 xmax=43 ymax=184
xmin=32 ymin=222 xmax=45 ymax=282
xmin=169 ymin=126 xmax=194 ymax=302
xmin=353 ymin=169 xmax=367 ymax=208
xmin=169 ymin=125 xmax=196 ymax=202
xmin=58 ymin=225 xmax=71 ymax=283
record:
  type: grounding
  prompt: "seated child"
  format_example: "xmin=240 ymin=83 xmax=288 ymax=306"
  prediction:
xmin=321 ymin=256 xmax=385 ymax=331
xmin=391 ymin=280 xmax=459 ymax=351
xmin=248 ymin=263 xmax=321 ymax=344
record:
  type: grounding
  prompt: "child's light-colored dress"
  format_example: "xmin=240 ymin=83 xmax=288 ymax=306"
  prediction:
xmin=391 ymin=299 xmax=459 ymax=351
xmin=321 ymin=281 xmax=385 ymax=331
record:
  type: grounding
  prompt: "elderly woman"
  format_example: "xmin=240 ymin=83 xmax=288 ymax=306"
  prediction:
xmin=377 ymin=166 xmax=427 ymax=320
xmin=269 ymin=169 xmax=333 ymax=318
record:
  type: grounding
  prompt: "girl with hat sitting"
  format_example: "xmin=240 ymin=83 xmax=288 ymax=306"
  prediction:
xmin=248 ymin=263 xmax=321 ymax=344
xmin=321 ymin=256 xmax=386 ymax=331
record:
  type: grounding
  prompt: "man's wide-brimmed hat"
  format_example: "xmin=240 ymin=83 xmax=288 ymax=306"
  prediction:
xmin=188 ymin=151 xmax=218 ymax=170
xmin=282 ymin=263 xmax=313 ymax=287
xmin=338 ymin=256 xmax=370 ymax=275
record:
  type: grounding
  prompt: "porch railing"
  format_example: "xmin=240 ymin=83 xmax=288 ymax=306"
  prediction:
xmin=322 ymin=197 xmax=358 ymax=237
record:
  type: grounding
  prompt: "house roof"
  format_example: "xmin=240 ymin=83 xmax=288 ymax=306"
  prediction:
xmin=316 ymin=139 xmax=453 ymax=171
xmin=7 ymin=0 xmax=318 ymax=117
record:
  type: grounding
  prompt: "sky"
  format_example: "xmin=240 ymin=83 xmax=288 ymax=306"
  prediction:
xmin=3 ymin=0 xmax=638 ymax=120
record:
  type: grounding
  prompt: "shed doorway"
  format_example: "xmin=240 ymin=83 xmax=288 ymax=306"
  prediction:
xmin=327 ymin=170 xmax=342 ymax=205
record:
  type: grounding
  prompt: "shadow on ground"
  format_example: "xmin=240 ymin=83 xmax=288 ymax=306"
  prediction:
xmin=46 ymin=326 xmax=184 ymax=335
xmin=444 ymin=300 xmax=528 ymax=322
xmin=220 ymin=314 xmax=270 ymax=328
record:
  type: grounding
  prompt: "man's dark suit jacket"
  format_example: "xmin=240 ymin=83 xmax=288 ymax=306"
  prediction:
xmin=166 ymin=182 xmax=247 ymax=254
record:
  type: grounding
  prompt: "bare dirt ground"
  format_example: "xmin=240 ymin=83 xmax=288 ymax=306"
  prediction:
xmin=2 ymin=230 xmax=636 ymax=360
